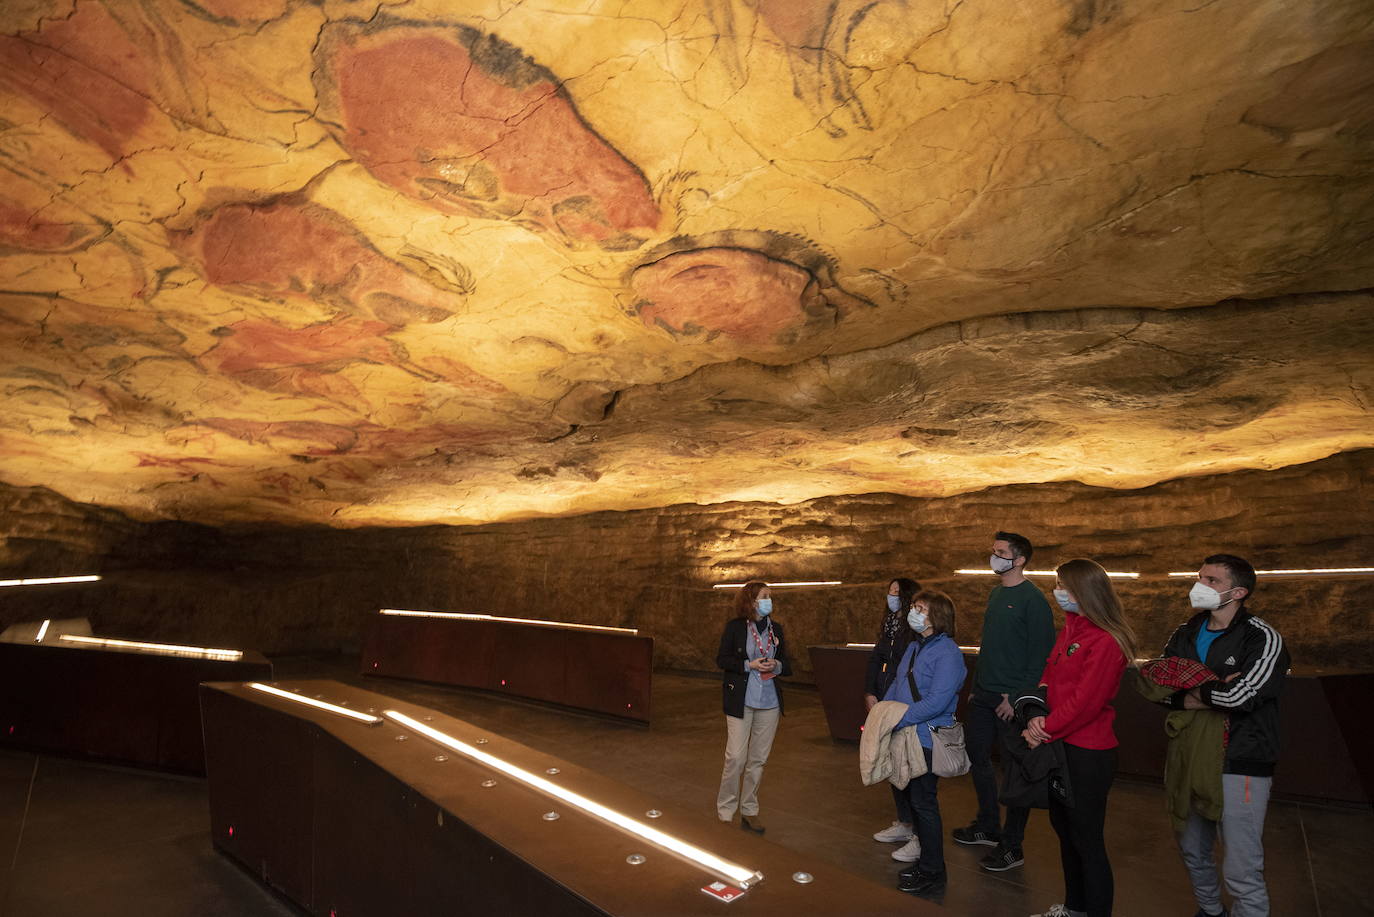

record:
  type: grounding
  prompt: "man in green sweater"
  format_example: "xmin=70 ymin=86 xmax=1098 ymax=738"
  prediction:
xmin=952 ymin=530 xmax=1057 ymax=872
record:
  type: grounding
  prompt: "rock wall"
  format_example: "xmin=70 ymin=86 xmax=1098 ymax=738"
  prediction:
xmin=2 ymin=450 xmax=1371 ymax=676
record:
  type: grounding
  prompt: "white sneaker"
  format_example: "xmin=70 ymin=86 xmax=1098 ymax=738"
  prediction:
xmin=872 ymin=821 xmax=914 ymax=843
xmin=891 ymin=838 xmax=922 ymax=862
xmin=1030 ymin=906 xmax=1071 ymax=917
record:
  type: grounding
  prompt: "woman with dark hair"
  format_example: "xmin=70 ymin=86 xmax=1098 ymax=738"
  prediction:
xmin=1024 ymin=558 xmax=1140 ymax=917
xmin=885 ymin=590 xmax=967 ymax=898
xmin=715 ymin=581 xmax=792 ymax=833
xmin=868 ymin=577 xmax=925 ymax=860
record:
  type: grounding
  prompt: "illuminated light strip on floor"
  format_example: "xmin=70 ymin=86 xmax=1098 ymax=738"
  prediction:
xmin=384 ymin=710 xmax=763 ymax=888
xmin=59 ymin=634 xmax=243 ymax=660
xmin=35 ymin=620 xmax=50 ymax=643
xmin=1167 ymin=568 xmax=1374 ymax=577
xmin=711 ymin=581 xmax=843 ymax=589
xmin=380 ymin=609 xmax=637 ymax=635
xmin=0 ymin=574 xmax=101 ymax=588
xmin=248 ymin=682 xmax=383 ymax=725
xmin=953 ymin=569 xmax=1140 ymax=579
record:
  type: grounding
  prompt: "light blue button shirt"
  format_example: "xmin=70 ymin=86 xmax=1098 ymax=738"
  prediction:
xmin=745 ymin=619 xmax=779 ymax=709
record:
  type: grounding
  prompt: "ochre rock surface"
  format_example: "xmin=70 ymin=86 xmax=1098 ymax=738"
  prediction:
xmin=1 ymin=451 xmax=1370 ymax=674
xmin=0 ymin=1 xmax=1372 ymax=526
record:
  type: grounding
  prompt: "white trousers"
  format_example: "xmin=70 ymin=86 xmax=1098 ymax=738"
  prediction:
xmin=716 ymin=706 xmax=780 ymax=820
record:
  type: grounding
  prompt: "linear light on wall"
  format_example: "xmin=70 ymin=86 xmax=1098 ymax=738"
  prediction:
xmin=58 ymin=634 xmax=243 ymax=660
xmin=384 ymin=710 xmax=762 ymax=888
xmin=248 ymin=682 xmax=383 ymax=725
xmin=0 ymin=574 xmax=101 ymax=588
xmin=1168 ymin=568 xmax=1374 ymax=577
xmin=35 ymin=620 xmax=50 ymax=643
xmin=380 ymin=609 xmax=637 ymax=635
xmin=953 ymin=569 xmax=1140 ymax=579
xmin=711 ymin=581 xmax=843 ymax=589
xmin=844 ymin=642 xmax=875 ymax=648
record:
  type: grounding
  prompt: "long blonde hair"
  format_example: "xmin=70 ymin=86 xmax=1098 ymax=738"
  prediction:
xmin=1056 ymin=558 xmax=1139 ymax=666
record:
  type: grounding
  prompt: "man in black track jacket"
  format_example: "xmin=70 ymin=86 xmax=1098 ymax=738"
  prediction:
xmin=1159 ymin=553 xmax=1288 ymax=917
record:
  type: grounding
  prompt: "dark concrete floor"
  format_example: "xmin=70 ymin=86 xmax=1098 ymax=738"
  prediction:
xmin=2 ymin=656 xmax=1370 ymax=916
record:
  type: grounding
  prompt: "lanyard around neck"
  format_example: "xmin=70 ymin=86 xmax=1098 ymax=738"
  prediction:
xmin=750 ymin=619 xmax=776 ymax=657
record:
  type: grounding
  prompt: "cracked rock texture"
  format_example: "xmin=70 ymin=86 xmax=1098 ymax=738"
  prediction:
xmin=1 ymin=450 xmax=1371 ymax=673
xmin=0 ymin=0 xmax=1372 ymax=528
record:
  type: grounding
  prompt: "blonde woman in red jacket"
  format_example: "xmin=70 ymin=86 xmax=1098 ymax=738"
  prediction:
xmin=1023 ymin=558 xmax=1140 ymax=917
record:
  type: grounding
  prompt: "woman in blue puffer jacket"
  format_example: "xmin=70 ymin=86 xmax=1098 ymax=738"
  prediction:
xmin=881 ymin=589 xmax=967 ymax=898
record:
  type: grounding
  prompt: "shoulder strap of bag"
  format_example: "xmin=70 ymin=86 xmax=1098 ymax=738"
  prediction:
xmin=906 ymin=642 xmax=922 ymax=702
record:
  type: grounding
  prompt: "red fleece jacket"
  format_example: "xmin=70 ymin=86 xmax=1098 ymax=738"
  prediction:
xmin=1036 ymin=614 xmax=1128 ymax=750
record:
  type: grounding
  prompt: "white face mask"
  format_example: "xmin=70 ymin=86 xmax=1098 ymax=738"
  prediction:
xmin=1052 ymin=588 xmax=1080 ymax=614
xmin=1189 ymin=581 xmax=1235 ymax=610
xmin=990 ymin=553 xmax=1016 ymax=574
xmin=907 ymin=607 xmax=928 ymax=632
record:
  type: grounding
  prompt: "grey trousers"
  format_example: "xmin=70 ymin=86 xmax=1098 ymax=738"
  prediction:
xmin=1176 ymin=773 xmax=1272 ymax=917
xmin=716 ymin=706 xmax=780 ymax=820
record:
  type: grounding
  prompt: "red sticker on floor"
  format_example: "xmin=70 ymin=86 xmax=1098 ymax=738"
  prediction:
xmin=700 ymin=880 xmax=745 ymax=902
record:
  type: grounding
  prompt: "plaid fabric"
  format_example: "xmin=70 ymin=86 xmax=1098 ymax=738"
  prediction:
xmin=1140 ymin=656 xmax=1218 ymax=689
xmin=1141 ymin=656 xmax=1230 ymax=746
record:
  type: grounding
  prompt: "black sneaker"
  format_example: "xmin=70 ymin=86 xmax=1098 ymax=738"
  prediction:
xmin=952 ymin=823 xmax=1000 ymax=846
xmin=897 ymin=869 xmax=946 ymax=896
xmin=979 ymin=843 xmax=1024 ymax=871
xmin=1193 ymin=910 xmax=1229 ymax=917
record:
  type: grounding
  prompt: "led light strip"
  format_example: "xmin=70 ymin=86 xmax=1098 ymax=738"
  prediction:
xmin=0 ymin=574 xmax=101 ymax=588
xmin=384 ymin=710 xmax=762 ymax=888
xmin=58 ymin=634 xmax=242 ymax=659
xmin=35 ymin=619 xmax=50 ymax=643
xmin=844 ymin=642 xmax=875 ymax=648
xmin=711 ymin=581 xmax=843 ymax=589
xmin=380 ymin=609 xmax=637 ymax=635
xmin=1167 ymin=568 xmax=1374 ymax=577
xmin=248 ymin=682 xmax=383 ymax=724
xmin=954 ymin=569 xmax=1139 ymax=579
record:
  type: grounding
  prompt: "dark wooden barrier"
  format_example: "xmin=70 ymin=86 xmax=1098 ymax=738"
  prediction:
xmin=202 ymin=679 xmax=928 ymax=916
xmin=362 ymin=612 xmax=653 ymax=722
xmin=809 ymin=644 xmax=1372 ymax=806
xmin=0 ymin=638 xmax=270 ymax=774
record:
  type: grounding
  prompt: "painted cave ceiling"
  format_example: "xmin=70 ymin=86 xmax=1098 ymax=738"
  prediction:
xmin=0 ymin=0 xmax=1372 ymax=526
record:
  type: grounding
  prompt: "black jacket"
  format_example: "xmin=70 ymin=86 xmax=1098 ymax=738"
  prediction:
xmin=1000 ymin=690 xmax=1073 ymax=809
xmin=717 ymin=617 xmax=792 ymax=719
xmin=865 ymin=616 xmax=914 ymax=699
xmin=1161 ymin=608 xmax=1289 ymax=777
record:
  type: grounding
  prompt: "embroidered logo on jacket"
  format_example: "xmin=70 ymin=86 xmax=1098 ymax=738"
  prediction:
xmin=1224 ymin=655 xmax=1236 ymax=666
xmin=1066 ymin=642 xmax=1081 ymax=656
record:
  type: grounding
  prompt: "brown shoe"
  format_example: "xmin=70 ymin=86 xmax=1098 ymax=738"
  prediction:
xmin=740 ymin=815 xmax=765 ymax=834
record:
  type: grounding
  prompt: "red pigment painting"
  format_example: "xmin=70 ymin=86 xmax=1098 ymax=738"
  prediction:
xmin=199 ymin=314 xmax=506 ymax=408
xmin=179 ymin=198 xmax=459 ymax=325
xmin=315 ymin=17 xmax=659 ymax=249
xmin=632 ymin=248 xmax=827 ymax=346
xmin=0 ymin=196 xmax=106 ymax=254
xmin=0 ymin=3 xmax=153 ymax=164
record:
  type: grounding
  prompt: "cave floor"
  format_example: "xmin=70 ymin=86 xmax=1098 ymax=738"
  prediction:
xmin=1 ymin=656 xmax=1369 ymax=916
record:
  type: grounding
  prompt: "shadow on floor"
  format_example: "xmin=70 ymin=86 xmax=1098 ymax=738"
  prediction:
xmin=1 ymin=655 xmax=1368 ymax=916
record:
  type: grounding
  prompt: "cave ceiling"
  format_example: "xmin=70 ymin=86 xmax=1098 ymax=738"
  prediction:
xmin=1 ymin=0 xmax=1372 ymax=526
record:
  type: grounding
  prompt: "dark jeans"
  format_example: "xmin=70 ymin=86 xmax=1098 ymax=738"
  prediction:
xmin=891 ymin=782 xmax=913 ymax=825
xmin=1049 ymin=744 xmax=1116 ymax=917
xmin=905 ymin=746 xmax=944 ymax=875
xmin=966 ymin=696 xmax=1029 ymax=847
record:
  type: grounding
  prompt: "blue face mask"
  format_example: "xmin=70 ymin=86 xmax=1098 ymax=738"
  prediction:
xmin=886 ymin=594 xmax=902 ymax=613
xmin=1053 ymin=588 xmax=1080 ymax=614
xmin=755 ymin=598 xmax=773 ymax=616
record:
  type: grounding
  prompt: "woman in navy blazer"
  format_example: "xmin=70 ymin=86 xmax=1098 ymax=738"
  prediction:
xmin=715 ymin=581 xmax=792 ymax=833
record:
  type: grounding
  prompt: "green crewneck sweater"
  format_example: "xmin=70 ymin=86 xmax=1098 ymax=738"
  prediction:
xmin=973 ymin=579 xmax=1056 ymax=698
